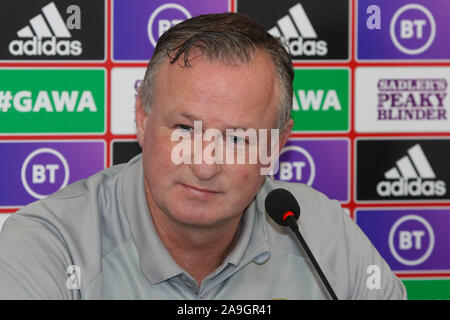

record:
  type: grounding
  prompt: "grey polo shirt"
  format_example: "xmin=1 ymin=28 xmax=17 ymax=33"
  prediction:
xmin=0 ymin=154 xmax=406 ymax=299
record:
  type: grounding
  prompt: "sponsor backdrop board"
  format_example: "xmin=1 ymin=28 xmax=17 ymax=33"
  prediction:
xmin=111 ymin=140 xmax=142 ymax=165
xmin=273 ymin=139 xmax=349 ymax=202
xmin=0 ymin=0 xmax=105 ymax=61
xmin=113 ymin=0 xmax=229 ymax=61
xmin=292 ymin=69 xmax=349 ymax=132
xmin=358 ymin=0 xmax=450 ymax=60
xmin=111 ymin=67 xmax=146 ymax=135
xmin=0 ymin=0 xmax=449 ymax=299
xmin=0 ymin=69 xmax=105 ymax=134
xmin=355 ymin=67 xmax=450 ymax=132
xmin=356 ymin=208 xmax=450 ymax=272
xmin=237 ymin=0 xmax=350 ymax=61
xmin=0 ymin=141 xmax=105 ymax=207
xmin=356 ymin=139 xmax=450 ymax=202
xmin=402 ymin=279 xmax=450 ymax=300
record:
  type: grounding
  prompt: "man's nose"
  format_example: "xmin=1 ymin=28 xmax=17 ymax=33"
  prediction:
xmin=189 ymin=140 xmax=222 ymax=180
xmin=190 ymin=162 xmax=222 ymax=181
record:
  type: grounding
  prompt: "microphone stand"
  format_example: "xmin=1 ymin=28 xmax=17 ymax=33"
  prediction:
xmin=285 ymin=216 xmax=339 ymax=300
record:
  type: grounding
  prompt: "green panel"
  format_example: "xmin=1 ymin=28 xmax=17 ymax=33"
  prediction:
xmin=291 ymin=68 xmax=349 ymax=132
xmin=0 ymin=69 xmax=105 ymax=133
xmin=403 ymin=279 xmax=450 ymax=300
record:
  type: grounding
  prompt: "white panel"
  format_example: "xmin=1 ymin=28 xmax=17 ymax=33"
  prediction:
xmin=111 ymin=68 xmax=146 ymax=134
xmin=355 ymin=67 xmax=450 ymax=133
xmin=0 ymin=214 xmax=11 ymax=232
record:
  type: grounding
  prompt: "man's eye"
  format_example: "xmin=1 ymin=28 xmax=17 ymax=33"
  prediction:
xmin=176 ymin=124 xmax=193 ymax=132
xmin=227 ymin=135 xmax=246 ymax=144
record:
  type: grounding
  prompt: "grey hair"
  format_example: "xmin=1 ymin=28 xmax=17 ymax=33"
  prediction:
xmin=138 ymin=13 xmax=294 ymax=129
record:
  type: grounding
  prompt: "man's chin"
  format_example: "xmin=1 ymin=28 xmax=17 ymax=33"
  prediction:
xmin=167 ymin=202 xmax=239 ymax=229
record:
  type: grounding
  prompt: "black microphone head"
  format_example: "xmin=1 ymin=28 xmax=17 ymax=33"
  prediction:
xmin=264 ymin=188 xmax=300 ymax=227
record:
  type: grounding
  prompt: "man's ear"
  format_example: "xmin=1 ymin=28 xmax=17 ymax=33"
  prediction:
xmin=279 ymin=118 xmax=293 ymax=151
xmin=135 ymin=95 xmax=148 ymax=148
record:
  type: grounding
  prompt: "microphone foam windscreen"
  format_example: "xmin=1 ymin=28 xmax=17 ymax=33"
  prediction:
xmin=264 ymin=188 xmax=300 ymax=226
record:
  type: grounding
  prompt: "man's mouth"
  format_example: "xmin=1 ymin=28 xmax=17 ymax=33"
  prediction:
xmin=180 ymin=183 xmax=222 ymax=198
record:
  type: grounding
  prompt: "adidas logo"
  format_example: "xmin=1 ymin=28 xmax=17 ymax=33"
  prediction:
xmin=376 ymin=144 xmax=446 ymax=197
xmin=268 ymin=3 xmax=327 ymax=57
xmin=8 ymin=2 xmax=82 ymax=56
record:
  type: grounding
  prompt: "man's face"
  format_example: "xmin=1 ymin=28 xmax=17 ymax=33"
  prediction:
xmin=137 ymin=50 xmax=291 ymax=228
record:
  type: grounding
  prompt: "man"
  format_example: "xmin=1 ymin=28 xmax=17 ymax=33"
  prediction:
xmin=0 ymin=13 xmax=406 ymax=299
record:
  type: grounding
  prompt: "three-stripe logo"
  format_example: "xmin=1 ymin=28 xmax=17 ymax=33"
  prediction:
xmin=16 ymin=2 xmax=71 ymax=38
xmin=377 ymin=144 xmax=446 ymax=197
xmin=8 ymin=2 xmax=82 ymax=56
xmin=267 ymin=3 xmax=327 ymax=57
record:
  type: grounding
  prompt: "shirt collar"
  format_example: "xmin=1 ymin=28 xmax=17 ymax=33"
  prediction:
xmin=120 ymin=155 xmax=272 ymax=284
xmin=224 ymin=182 xmax=270 ymax=267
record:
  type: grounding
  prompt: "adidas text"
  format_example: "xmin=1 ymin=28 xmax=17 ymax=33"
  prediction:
xmin=376 ymin=178 xmax=446 ymax=197
xmin=9 ymin=37 xmax=82 ymax=56
xmin=288 ymin=38 xmax=327 ymax=56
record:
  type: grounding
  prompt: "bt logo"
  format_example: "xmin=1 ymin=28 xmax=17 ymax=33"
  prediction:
xmin=389 ymin=214 xmax=435 ymax=266
xmin=21 ymin=148 xmax=70 ymax=199
xmin=147 ymin=3 xmax=191 ymax=47
xmin=273 ymin=145 xmax=316 ymax=186
xmin=390 ymin=4 xmax=436 ymax=55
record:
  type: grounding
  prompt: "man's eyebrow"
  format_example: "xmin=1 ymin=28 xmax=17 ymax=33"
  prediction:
xmin=174 ymin=112 xmax=253 ymax=131
xmin=164 ymin=112 xmax=195 ymax=123
xmin=178 ymin=112 xmax=197 ymax=121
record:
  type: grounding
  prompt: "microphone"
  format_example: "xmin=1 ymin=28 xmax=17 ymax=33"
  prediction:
xmin=265 ymin=188 xmax=338 ymax=300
